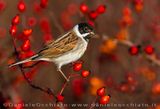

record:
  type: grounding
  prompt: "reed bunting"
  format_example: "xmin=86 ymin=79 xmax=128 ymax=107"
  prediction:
xmin=9 ymin=23 xmax=97 ymax=81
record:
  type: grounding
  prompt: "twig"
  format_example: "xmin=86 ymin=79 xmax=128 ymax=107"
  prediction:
xmin=10 ymin=37 xmax=56 ymax=98
xmin=118 ymin=39 xmax=160 ymax=67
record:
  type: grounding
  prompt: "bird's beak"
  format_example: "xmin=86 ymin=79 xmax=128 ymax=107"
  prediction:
xmin=90 ymin=32 xmax=99 ymax=38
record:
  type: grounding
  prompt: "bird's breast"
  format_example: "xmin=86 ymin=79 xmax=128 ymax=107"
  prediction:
xmin=53 ymin=40 xmax=88 ymax=66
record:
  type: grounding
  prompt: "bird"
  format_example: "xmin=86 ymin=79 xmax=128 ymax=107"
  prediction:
xmin=9 ymin=22 xmax=97 ymax=81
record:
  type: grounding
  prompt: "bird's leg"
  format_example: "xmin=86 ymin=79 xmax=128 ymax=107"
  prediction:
xmin=58 ymin=68 xmax=69 ymax=82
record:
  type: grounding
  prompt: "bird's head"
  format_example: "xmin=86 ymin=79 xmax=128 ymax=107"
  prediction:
xmin=74 ymin=23 xmax=98 ymax=42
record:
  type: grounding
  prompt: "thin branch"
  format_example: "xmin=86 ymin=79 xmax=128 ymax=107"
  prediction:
xmin=102 ymin=35 xmax=160 ymax=67
xmin=10 ymin=37 xmax=56 ymax=98
xmin=118 ymin=39 xmax=160 ymax=67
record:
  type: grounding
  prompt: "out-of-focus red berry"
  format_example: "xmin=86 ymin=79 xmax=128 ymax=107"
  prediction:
xmin=28 ymin=17 xmax=37 ymax=27
xmin=134 ymin=0 xmax=143 ymax=4
xmin=56 ymin=94 xmax=64 ymax=102
xmin=144 ymin=45 xmax=154 ymax=55
xmin=119 ymin=83 xmax=129 ymax=92
xmin=80 ymin=3 xmax=88 ymax=13
xmin=23 ymin=29 xmax=32 ymax=37
xmin=68 ymin=3 xmax=78 ymax=15
xmin=33 ymin=1 xmax=42 ymax=13
xmin=106 ymin=76 xmax=114 ymax=88
xmin=96 ymin=5 xmax=106 ymax=14
xmin=125 ymin=73 xmax=138 ymax=86
xmin=88 ymin=20 xmax=95 ymax=27
xmin=40 ymin=0 xmax=48 ymax=8
xmin=99 ymin=95 xmax=110 ymax=105
xmin=89 ymin=11 xmax=98 ymax=20
xmin=19 ymin=52 xmax=27 ymax=59
xmin=97 ymin=87 xmax=106 ymax=96
xmin=17 ymin=1 xmax=26 ymax=12
xmin=26 ymin=50 xmax=35 ymax=57
xmin=73 ymin=62 xmax=82 ymax=72
xmin=129 ymin=46 xmax=139 ymax=55
xmin=123 ymin=7 xmax=131 ymax=16
xmin=9 ymin=25 xmax=17 ymax=36
xmin=152 ymin=82 xmax=160 ymax=94
xmin=43 ymin=33 xmax=53 ymax=43
xmin=21 ymin=40 xmax=30 ymax=51
xmin=72 ymin=79 xmax=84 ymax=98
xmin=0 ymin=0 xmax=6 ymax=12
xmin=40 ymin=18 xmax=51 ymax=33
xmin=14 ymin=101 xmax=23 ymax=109
xmin=12 ymin=14 xmax=20 ymax=25
xmin=81 ymin=70 xmax=90 ymax=78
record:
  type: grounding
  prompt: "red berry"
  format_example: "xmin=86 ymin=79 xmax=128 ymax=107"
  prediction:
xmin=88 ymin=20 xmax=95 ymax=27
xmin=12 ymin=14 xmax=20 ymax=25
xmin=73 ymin=62 xmax=82 ymax=72
xmin=0 ymin=0 xmax=6 ymax=12
xmin=28 ymin=17 xmax=37 ymax=27
xmin=89 ymin=11 xmax=98 ymax=20
xmin=81 ymin=70 xmax=90 ymax=78
xmin=9 ymin=25 xmax=17 ymax=36
xmin=19 ymin=52 xmax=27 ymax=59
xmin=23 ymin=29 xmax=32 ymax=37
xmin=80 ymin=3 xmax=88 ymax=13
xmin=144 ymin=45 xmax=154 ymax=55
xmin=125 ymin=73 xmax=136 ymax=85
xmin=123 ymin=7 xmax=131 ymax=16
xmin=129 ymin=46 xmax=139 ymax=55
xmin=26 ymin=50 xmax=34 ymax=57
xmin=56 ymin=94 xmax=64 ymax=102
xmin=17 ymin=1 xmax=26 ymax=12
xmin=97 ymin=87 xmax=106 ymax=96
xmin=21 ymin=40 xmax=30 ymax=51
xmin=96 ymin=5 xmax=106 ymax=14
xmin=43 ymin=33 xmax=53 ymax=43
xmin=40 ymin=0 xmax=48 ymax=8
xmin=99 ymin=95 xmax=110 ymax=105
xmin=134 ymin=0 xmax=143 ymax=4
xmin=119 ymin=83 xmax=129 ymax=92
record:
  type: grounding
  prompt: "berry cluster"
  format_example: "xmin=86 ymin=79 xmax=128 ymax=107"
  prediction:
xmin=97 ymin=87 xmax=110 ymax=105
xmin=129 ymin=45 xmax=154 ymax=56
xmin=80 ymin=3 xmax=106 ymax=26
xmin=73 ymin=61 xmax=90 ymax=78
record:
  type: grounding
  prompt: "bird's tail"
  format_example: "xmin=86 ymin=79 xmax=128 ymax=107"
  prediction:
xmin=8 ymin=54 xmax=39 ymax=67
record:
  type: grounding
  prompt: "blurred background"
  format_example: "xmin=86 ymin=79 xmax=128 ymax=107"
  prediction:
xmin=0 ymin=0 xmax=160 ymax=109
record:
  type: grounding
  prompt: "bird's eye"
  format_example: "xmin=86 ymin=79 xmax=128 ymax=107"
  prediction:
xmin=80 ymin=29 xmax=83 ymax=33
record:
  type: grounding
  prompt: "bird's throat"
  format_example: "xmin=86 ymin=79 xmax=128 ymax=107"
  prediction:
xmin=84 ymin=35 xmax=91 ymax=42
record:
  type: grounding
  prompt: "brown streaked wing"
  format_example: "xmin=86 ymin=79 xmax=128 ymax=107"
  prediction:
xmin=38 ymin=31 xmax=79 ymax=59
